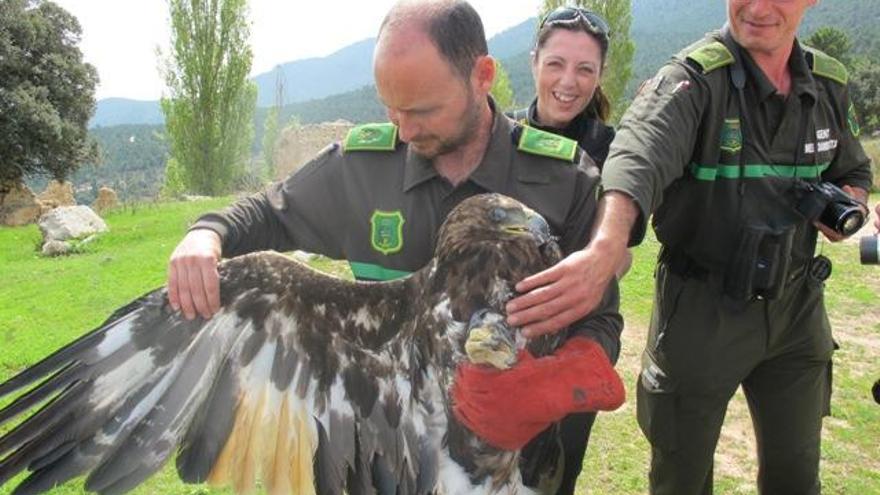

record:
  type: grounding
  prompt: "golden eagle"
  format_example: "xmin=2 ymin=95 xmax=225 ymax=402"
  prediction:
xmin=0 ymin=194 xmax=570 ymax=495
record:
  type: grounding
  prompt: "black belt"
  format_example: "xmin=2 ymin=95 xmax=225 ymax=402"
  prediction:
xmin=658 ymin=248 xmax=710 ymax=281
xmin=660 ymin=247 xmax=811 ymax=286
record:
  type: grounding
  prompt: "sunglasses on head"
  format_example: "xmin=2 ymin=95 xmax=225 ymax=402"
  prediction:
xmin=539 ymin=6 xmax=611 ymax=39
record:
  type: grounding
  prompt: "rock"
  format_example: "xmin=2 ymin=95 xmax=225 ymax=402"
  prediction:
xmin=37 ymin=180 xmax=76 ymax=209
xmin=39 ymin=205 xmax=108 ymax=243
xmin=0 ymin=183 xmax=42 ymax=226
xmin=91 ymin=186 xmax=119 ymax=213
xmin=182 ymin=195 xmax=212 ymax=202
xmin=274 ymin=121 xmax=354 ymax=180
xmin=41 ymin=240 xmax=72 ymax=257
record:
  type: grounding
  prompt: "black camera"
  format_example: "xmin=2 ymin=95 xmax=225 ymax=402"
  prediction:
xmin=861 ymin=235 xmax=879 ymax=265
xmin=795 ymin=182 xmax=866 ymax=237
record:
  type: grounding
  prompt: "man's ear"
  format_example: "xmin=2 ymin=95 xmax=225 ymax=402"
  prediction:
xmin=473 ymin=55 xmax=496 ymax=94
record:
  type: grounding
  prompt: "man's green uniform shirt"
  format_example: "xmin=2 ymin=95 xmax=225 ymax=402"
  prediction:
xmin=603 ymin=31 xmax=872 ymax=275
xmin=191 ymin=108 xmax=622 ymax=360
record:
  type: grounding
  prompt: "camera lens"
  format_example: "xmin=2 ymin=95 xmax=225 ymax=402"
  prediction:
xmin=861 ymin=235 xmax=879 ymax=265
xmin=821 ymin=202 xmax=865 ymax=237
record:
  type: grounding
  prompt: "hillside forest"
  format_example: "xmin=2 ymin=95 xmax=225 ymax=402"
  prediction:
xmin=38 ymin=0 xmax=880 ymax=203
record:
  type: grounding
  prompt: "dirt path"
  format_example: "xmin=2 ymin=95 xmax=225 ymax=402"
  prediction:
xmin=618 ymin=321 xmax=759 ymax=487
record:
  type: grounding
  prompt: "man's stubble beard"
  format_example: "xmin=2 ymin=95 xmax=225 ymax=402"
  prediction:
xmin=414 ymin=92 xmax=483 ymax=161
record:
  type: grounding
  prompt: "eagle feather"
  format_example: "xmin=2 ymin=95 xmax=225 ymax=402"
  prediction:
xmin=0 ymin=194 xmax=565 ymax=495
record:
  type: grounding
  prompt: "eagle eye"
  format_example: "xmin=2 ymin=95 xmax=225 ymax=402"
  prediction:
xmin=489 ymin=207 xmax=507 ymax=223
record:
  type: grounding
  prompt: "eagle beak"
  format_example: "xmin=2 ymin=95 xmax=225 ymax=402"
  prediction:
xmin=526 ymin=211 xmax=553 ymax=247
xmin=502 ymin=209 xmax=553 ymax=247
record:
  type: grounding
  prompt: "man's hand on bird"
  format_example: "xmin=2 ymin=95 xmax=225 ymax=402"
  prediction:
xmin=506 ymin=192 xmax=637 ymax=338
xmin=168 ymin=229 xmax=223 ymax=320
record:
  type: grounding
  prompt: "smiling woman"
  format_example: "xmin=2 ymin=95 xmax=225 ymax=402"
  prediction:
xmin=508 ymin=6 xmax=615 ymax=169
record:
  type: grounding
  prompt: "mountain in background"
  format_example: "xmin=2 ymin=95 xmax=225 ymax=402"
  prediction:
xmin=91 ymin=98 xmax=166 ymax=127
xmin=251 ymin=38 xmax=376 ymax=107
xmin=90 ymin=17 xmax=541 ymax=128
xmin=92 ymin=0 xmax=880 ymax=128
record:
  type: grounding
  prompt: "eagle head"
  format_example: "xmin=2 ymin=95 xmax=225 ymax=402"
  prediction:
xmin=434 ymin=194 xmax=560 ymax=270
xmin=433 ymin=194 xmax=563 ymax=367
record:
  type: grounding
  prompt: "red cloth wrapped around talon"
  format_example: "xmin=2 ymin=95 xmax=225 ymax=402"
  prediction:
xmin=451 ymin=337 xmax=625 ymax=451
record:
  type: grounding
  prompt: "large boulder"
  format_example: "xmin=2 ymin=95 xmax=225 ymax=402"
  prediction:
xmin=0 ymin=183 xmax=43 ymax=226
xmin=41 ymin=239 xmax=72 ymax=257
xmin=37 ymin=180 xmax=76 ymax=209
xmin=275 ymin=121 xmax=353 ymax=180
xmin=91 ymin=186 xmax=119 ymax=213
xmin=39 ymin=205 xmax=108 ymax=243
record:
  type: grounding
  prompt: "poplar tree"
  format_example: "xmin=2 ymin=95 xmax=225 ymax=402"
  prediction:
xmin=161 ymin=0 xmax=257 ymax=195
xmin=490 ymin=60 xmax=516 ymax=111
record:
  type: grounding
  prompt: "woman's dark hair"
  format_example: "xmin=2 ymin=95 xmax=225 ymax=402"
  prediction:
xmin=534 ymin=17 xmax=611 ymax=122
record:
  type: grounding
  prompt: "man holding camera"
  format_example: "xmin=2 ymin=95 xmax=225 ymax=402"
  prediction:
xmin=568 ymin=0 xmax=872 ymax=493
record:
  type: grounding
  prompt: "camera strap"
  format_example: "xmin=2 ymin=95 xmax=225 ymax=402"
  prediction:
xmin=720 ymin=26 xmax=749 ymax=198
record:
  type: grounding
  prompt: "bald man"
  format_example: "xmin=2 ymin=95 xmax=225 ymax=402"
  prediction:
xmin=166 ymin=1 xmax=624 ymax=493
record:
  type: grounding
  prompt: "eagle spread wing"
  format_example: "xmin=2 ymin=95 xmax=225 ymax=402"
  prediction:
xmin=0 ymin=194 xmax=563 ymax=495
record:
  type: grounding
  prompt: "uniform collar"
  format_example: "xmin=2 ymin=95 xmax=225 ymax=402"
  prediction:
xmin=740 ymin=39 xmax=817 ymax=104
xmin=402 ymin=98 xmax=512 ymax=193
xmin=525 ymin=97 xmax=590 ymax=142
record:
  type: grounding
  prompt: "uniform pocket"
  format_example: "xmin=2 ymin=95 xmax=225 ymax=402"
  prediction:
xmin=637 ymin=350 xmax=679 ymax=452
xmin=650 ymin=263 xmax=687 ymax=352
xmin=823 ymin=340 xmax=839 ymax=417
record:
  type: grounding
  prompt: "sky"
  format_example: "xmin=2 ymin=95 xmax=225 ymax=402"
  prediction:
xmin=52 ymin=0 xmax=544 ymax=101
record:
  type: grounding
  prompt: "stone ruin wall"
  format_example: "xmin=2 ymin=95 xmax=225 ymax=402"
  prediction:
xmin=273 ymin=121 xmax=354 ymax=181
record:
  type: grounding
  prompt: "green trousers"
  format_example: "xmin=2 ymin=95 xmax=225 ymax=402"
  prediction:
xmin=637 ymin=262 xmax=834 ymax=495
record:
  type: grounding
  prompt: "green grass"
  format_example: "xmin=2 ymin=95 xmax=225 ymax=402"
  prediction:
xmin=2 ymin=196 xmax=879 ymax=494
xmin=863 ymin=137 xmax=880 ymax=191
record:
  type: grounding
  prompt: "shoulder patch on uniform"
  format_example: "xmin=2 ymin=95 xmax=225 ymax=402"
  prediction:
xmin=805 ymin=47 xmax=848 ymax=85
xmin=686 ymin=41 xmax=734 ymax=74
xmin=343 ymin=123 xmax=398 ymax=152
xmin=517 ymin=126 xmax=577 ymax=163
xmin=847 ymin=102 xmax=861 ymax=138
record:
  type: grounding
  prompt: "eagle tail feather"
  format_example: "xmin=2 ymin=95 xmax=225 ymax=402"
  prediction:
xmin=0 ymin=379 xmax=93 ymax=473
xmin=0 ymin=328 xmax=102 ymax=400
xmin=314 ymin=420 xmax=346 ymax=495
xmin=0 ymin=362 xmax=84 ymax=426
xmin=415 ymin=434 xmax=439 ymax=493
xmin=176 ymin=351 xmax=243 ymax=483
xmin=84 ymin=315 xmax=244 ymax=493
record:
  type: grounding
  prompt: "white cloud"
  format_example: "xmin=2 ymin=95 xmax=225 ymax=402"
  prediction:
xmin=50 ymin=0 xmax=541 ymax=101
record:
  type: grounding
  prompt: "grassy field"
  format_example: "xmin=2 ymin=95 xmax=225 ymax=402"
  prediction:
xmin=864 ymin=137 xmax=880 ymax=191
xmin=1 ymin=195 xmax=879 ymax=494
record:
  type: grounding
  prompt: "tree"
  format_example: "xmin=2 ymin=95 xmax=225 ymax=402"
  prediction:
xmin=261 ymin=66 xmax=284 ymax=181
xmin=0 ymin=0 xmax=98 ymax=190
xmin=805 ymin=26 xmax=880 ymax=133
xmin=262 ymin=106 xmax=281 ymax=180
xmin=540 ymin=0 xmax=635 ymax=122
xmin=490 ymin=60 xmax=515 ymax=111
xmin=805 ymin=27 xmax=853 ymax=68
xmin=850 ymin=60 xmax=880 ymax=133
xmin=160 ymin=0 xmax=257 ymax=196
